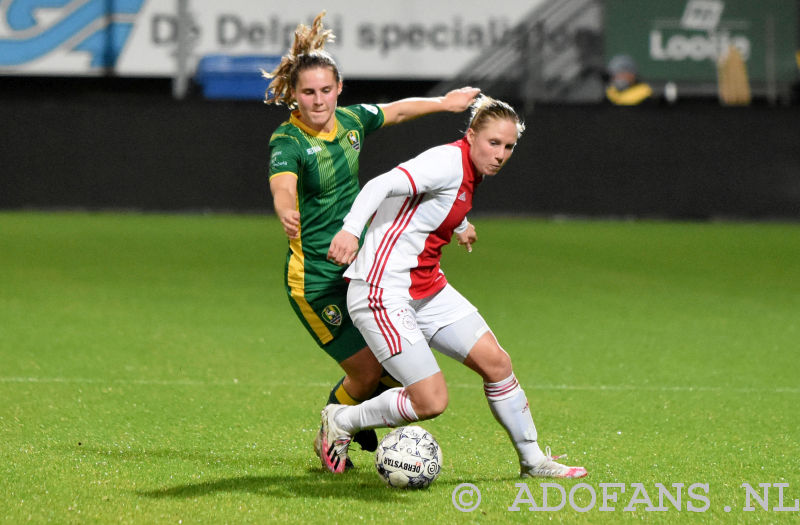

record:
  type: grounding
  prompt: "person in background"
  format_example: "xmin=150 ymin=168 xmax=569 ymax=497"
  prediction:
xmin=605 ymin=54 xmax=653 ymax=106
xmin=263 ymin=11 xmax=480 ymax=462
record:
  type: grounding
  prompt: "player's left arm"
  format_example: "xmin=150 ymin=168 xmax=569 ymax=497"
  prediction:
xmin=379 ymin=86 xmax=480 ymax=126
xmin=454 ymin=220 xmax=476 ymax=253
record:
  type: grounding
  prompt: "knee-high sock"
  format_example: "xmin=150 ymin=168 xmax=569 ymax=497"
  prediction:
xmin=484 ymin=373 xmax=545 ymax=466
xmin=334 ymin=387 xmax=418 ymax=433
xmin=327 ymin=369 xmax=403 ymax=406
xmin=327 ymin=376 xmax=361 ymax=405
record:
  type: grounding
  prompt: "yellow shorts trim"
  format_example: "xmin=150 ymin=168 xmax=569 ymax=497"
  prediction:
xmin=287 ymin=232 xmax=333 ymax=345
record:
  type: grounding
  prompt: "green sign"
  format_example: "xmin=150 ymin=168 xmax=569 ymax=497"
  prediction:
xmin=605 ymin=0 xmax=798 ymax=83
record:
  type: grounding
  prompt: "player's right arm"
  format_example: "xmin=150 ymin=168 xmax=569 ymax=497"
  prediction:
xmin=270 ymin=173 xmax=300 ymax=239
xmin=379 ymin=87 xmax=480 ymax=125
xmin=269 ymin=135 xmax=303 ymax=239
xmin=327 ymin=169 xmax=412 ymax=266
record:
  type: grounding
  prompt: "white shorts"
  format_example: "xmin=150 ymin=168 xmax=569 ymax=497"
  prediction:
xmin=347 ymin=281 xmax=489 ymax=385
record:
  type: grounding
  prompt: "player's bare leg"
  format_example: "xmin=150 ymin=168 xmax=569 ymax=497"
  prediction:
xmin=338 ymin=347 xmax=382 ymax=400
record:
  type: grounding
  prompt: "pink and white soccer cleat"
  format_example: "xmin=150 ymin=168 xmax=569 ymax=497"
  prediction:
xmin=319 ymin=404 xmax=352 ymax=474
xmin=520 ymin=447 xmax=588 ymax=479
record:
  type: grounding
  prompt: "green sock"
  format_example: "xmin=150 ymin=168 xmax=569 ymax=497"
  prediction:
xmin=327 ymin=369 xmax=402 ymax=405
xmin=327 ymin=377 xmax=359 ymax=405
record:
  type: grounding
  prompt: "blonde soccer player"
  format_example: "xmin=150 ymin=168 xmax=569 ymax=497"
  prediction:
xmin=264 ymin=11 xmax=479 ymax=460
xmin=322 ymin=96 xmax=588 ymax=479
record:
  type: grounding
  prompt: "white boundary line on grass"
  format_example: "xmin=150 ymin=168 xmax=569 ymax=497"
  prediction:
xmin=1 ymin=376 xmax=799 ymax=394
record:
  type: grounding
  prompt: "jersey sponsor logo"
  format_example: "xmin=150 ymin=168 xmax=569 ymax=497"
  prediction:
xmin=306 ymin=145 xmax=322 ymax=155
xmin=346 ymin=130 xmax=361 ymax=151
xmin=321 ymin=304 xmax=342 ymax=326
xmin=360 ymin=104 xmax=379 ymax=115
xmin=458 ymin=191 xmax=467 ymax=202
xmin=270 ymin=149 xmax=288 ymax=168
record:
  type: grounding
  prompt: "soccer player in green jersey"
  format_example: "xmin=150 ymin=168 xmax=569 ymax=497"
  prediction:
xmin=263 ymin=12 xmax=479 ymax=460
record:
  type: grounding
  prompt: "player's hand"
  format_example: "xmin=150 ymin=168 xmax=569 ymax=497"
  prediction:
xmin=443 ymin=87 xmax=481 ymax=112
xmin=455 ymin=223 xmax=477 ymax=253
xmin=328 ymin=230 xmax=360 ymax=266
xmin=278 ymin=209 xmax=300 ymax=239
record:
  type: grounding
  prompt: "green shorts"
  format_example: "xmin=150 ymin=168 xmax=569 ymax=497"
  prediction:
xmin=286 ymin=282 xmax=367 ymax=363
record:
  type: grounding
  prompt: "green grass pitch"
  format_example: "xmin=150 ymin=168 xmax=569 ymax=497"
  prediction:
xmin=1 ymin=211 xmax=798 ymax=523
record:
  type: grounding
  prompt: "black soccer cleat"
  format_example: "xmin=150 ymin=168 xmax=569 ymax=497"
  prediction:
xmin=352 ymin=429 xmax=378 ymax=452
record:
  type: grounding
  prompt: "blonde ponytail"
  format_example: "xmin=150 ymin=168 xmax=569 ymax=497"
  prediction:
xmin=261 ymin=11 xmax=340 ymax=108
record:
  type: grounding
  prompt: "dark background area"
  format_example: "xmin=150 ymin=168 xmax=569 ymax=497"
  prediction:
xmin=2 ymin=77 xmax=799 ymax=219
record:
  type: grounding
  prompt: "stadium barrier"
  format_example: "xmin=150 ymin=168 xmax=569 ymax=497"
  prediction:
xmin=1 ymin=86 xmax=798 ymax=220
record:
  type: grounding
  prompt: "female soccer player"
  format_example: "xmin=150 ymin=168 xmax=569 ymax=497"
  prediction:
xmin=264 ymin=12 xmax=479 ymax=455
xmin=322 ymin=96 xmax=588 ymax=479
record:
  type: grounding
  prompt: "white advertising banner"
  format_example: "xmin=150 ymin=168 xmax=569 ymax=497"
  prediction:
xmin=0 ymin=0 xmax=542 ymax=78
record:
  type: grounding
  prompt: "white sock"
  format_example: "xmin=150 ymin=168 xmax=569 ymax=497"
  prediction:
xmin=334 ymin=387 xmax=418 ymax=433
xmin=484 ymin=373 xmax=546 ymax=466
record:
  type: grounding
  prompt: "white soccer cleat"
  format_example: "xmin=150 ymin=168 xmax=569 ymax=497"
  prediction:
xmin=314 ymin=422 xmax=354 ymax=470
xmin=520 ymin=447 xmax=588 ymax=479
xmin=319 ymin=404 xmax=352 ymax=474
xmin=313 ymin=426 xmax=322 ymax=458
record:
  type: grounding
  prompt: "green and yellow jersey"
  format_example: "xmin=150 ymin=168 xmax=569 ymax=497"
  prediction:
xmin=268 ymin=103 xmax=384 ymax=353
xmin=269 ymin=103 xmax=385 ymax=291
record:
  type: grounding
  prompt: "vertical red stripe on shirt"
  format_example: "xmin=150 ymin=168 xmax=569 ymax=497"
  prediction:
xmin=368 ymin=194 xmax=423 ymax=286
xmin=367 ymin=196 xmax=412 ymax=284
xmin=364 ymin=193 xmax=423 ymax=356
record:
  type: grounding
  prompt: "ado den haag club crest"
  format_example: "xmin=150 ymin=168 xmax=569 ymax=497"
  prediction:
xmin=346 ymin=130 xmax=361 ymax=151
xmin=322 ymin=304 xmax=342 ymax=326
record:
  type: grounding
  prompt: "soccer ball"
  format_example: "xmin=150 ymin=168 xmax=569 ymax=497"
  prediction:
xmin=375 ymin=425 xmax=442 ymax=489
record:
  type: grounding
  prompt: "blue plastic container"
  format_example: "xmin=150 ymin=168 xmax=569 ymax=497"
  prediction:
xmin=195 ymin=54 xmax=281 ymax=100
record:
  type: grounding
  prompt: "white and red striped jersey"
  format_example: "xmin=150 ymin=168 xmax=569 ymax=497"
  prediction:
xmin=342 ymin=138 xmax=481 ymax=300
